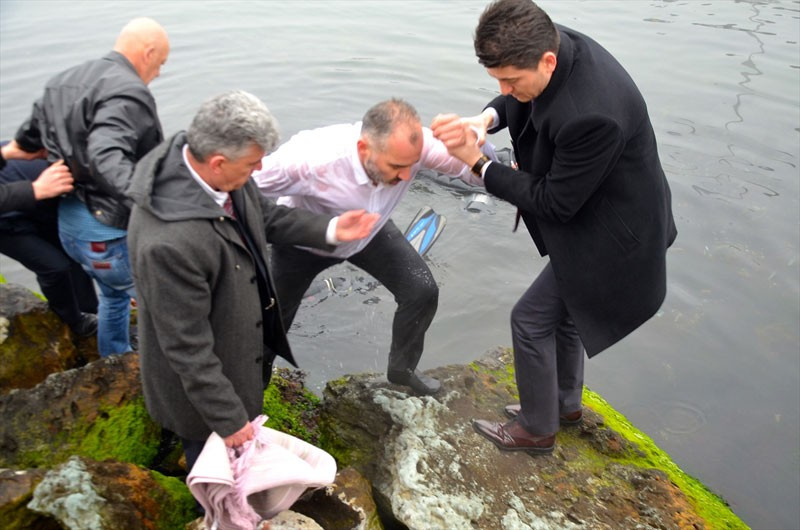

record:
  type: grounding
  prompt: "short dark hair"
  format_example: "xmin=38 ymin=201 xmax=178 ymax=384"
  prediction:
xmin=474 ymin=0 xmax=560 ymax=69
xmin=361 ymin=98 xmax=420 ymax=151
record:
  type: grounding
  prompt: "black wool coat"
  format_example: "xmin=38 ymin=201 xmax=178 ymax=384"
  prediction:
xmin=483 ymin=26 xmax=677 ymax=357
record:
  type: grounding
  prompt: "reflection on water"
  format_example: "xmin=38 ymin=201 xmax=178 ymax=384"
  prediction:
xmin=1 ymin=1 xmax=798 ymax=528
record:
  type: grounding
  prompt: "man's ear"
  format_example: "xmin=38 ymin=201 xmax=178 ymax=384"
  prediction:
xmin=356 ymin=137 xmax=369 ymax=161
xmin=542 ymin=51 xmax=557 ymax=73
xmin=208 ymin=154 xmax=226 ymax=172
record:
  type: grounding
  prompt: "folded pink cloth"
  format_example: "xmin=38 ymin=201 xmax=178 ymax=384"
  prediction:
xmin=187 ymin=415 xmax=337 ymax=530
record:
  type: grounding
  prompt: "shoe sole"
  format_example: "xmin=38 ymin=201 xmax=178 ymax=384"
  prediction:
xmin=504 ymin=407 xmax=583 ymax=426
xmin=471 ymin=421 xmax=554 ymax=455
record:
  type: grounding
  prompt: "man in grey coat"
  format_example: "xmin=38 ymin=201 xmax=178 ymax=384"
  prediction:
xmin=127 ymin=91 xmax=378 ymax=472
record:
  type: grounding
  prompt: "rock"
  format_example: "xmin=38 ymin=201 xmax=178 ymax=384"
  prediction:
xmin=187 ymin=510 xmax=323 ymax=530
xmin=27 ymin=455 xmax=195 ymax=530
xmin=0 ymin=468 xmax=60 ymax=529
xmin=0 ymin=352 xmax=163 ymax=469
xmin=291 ymin=467 xmax=382 ymax=530
xmin=319 ymin=347 xmax=719 ymax=530
xmin=0 ymin=283 xmax=96 ymax=395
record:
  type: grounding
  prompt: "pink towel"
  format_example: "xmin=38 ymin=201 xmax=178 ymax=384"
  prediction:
xmin=187 ymin=415 xmax=337 ymax=530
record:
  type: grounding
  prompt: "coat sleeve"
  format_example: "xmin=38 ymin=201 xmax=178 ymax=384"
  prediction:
xmin=256 ymin=191 xmax=334 ymax=251
xmin=86 ymin=91 xmax=159 ymax=204
xmin=485 ymin=113 xmax=625 ymax=223
xmin=134 ymin=235 xmax=250 ymax=438
xmin=0 ymin=181 xmax=36 ymax=214
xmin=14 ymin=99 xmax=46 ymax=153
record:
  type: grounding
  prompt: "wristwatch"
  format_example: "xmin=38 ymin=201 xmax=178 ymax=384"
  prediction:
xmin=470 ymin=154 xmax=491 ymax=177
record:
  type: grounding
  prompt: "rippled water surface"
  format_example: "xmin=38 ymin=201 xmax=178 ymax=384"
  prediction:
xmin=1 ymin=1 xmax=798 ymax=528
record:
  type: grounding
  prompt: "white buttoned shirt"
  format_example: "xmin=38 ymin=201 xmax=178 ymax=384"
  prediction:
xmin=251 ymin=121 xmax=483 ymax=258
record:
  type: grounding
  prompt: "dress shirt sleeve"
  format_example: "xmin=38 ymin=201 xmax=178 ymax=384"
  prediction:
xmin=420 ymin=128 xmax=484 ymax=187
xmin=251 ymin=140 xmax=316 ymax=198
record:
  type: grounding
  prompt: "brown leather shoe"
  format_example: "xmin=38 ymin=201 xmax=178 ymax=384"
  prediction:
xmin=503 ymin=404 xmax=583 ymax=425
xmin=472 ymin=418 xmax=555 ymax=454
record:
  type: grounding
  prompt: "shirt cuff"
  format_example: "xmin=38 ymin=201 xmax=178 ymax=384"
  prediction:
xmin=485 ymin=108 xmax=500 ymax=130
xmin=326 ymin=217 xmax=339 ymax=245
xmin=480 ymin=160 xmax=492 ymax=178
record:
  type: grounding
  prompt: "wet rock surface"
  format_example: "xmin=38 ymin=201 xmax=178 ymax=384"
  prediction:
xmin=320 ymin=348 xmax=708 ymax=529
xmin=0 ymin=284 xmax=96 ymax=395
xmin=0 ymin=283 xmax=743 ymax=529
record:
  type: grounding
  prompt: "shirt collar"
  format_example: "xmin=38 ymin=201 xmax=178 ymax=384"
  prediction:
xmin=182 ymin=144 xmax=229 ymax=207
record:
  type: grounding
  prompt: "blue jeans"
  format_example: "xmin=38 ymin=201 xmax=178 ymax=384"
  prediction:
xmin=59 ymin=233 xmax=136 ymax=356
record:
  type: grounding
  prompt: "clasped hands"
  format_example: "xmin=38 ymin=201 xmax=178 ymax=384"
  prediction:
xmin=431 ymin=111 xmax=492 ymax=168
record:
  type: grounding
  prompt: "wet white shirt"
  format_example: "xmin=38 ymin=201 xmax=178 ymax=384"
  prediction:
xmin=251 ymin=121 xmax=484 ymax=258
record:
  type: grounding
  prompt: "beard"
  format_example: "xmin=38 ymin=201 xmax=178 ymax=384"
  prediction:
xmin=363 ymin=156 xmax=383 ymax=185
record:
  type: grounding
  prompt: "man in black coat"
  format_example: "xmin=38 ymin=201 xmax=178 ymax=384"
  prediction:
xmin=10 ymin=17 xmax=169 ymax=356
xmin=432 ymin=0 xmax=677 ymax=454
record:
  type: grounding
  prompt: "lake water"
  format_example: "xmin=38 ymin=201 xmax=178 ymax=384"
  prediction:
xmin=1 ymin=1 xmax=798 ymax=528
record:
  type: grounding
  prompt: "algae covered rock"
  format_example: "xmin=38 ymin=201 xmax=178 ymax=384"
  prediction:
xmin=0 ymin=468 xmax=60 ymax=529
xmin=0 ymin=352 xmax=161 ymax=469
xmin=0 ymin=283 xmax=94 ymax=395
xmin=318 ymin=347 xmax=747 ymax=530
xmin=27 ymin=455 xmax=195 ymax=530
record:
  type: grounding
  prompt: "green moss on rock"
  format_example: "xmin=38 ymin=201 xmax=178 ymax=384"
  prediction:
xmin=262 ymin=368 xmax=322 ymax=444
xmin=469 ymin=352 xmax=746 ymax=529
xmin=149 ymin=471 xmax=197 ymax=530
xmin=14 ymin=397 xmax=161 ymax=469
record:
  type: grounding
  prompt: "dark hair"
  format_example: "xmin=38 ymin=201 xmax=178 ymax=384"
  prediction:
xmin=474 ymin=0 xmax=560 ymax=69
xmin=361 ymin=98 xmax=420 ymax=151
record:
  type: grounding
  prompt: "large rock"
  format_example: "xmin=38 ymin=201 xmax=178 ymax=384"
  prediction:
xmin=27 ymin=455 xmax=195 ymax=529
xmin=0 ymin=283 xmax=96 ymax=395
xmin=319 ymin=347 xmax=742 ymax=530
xmin=0 ymin=352 xmax=162 ymax=469
xmin=0 ymin=468 xmax=60 ymax=529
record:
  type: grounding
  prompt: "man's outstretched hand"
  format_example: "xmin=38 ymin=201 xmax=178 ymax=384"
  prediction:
xmin=335 ymin=209 xmax=380 ymax=241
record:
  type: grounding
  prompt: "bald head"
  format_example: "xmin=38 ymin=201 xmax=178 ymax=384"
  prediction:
xmin=113 ymin=17 xmax=170 ymax=85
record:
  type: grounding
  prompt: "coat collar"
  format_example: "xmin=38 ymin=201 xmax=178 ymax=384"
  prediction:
xmin=531 ymin=27 xmax=575 ymax=128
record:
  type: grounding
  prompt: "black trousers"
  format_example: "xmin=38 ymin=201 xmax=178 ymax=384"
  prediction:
xmin=0 ymin=222 xmax=97 ymax=327
xmin=511 ymin=261 xmax=585 ymax=435
xmin=270 ymin=220 xmax=438 ymax=374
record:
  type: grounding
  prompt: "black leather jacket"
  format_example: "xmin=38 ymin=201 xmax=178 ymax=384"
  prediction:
xmin=15 ymin=51 xmax=163 ymax=229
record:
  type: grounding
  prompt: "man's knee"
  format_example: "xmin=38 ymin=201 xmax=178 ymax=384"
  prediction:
xmin=510 ymin=301 xmax=554 ymax=341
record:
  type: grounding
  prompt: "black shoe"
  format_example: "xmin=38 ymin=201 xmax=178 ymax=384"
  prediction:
xmin=70 ymin=313 xmax=98 ymax=337
xmin=387 ymin=369 xmax=441 ymax=395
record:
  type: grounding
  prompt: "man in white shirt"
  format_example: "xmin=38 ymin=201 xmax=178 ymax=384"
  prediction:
xmin=252 ymin=98 xmax=485 ymax=395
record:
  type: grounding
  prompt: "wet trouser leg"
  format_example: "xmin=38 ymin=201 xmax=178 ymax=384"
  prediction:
xmin=348 ymin=221 xmax=438 ymax=373
xmin=511 ymin=262 xmax=584 ymax=435
xmin=270 ymin=245 xmax=342 ymax=330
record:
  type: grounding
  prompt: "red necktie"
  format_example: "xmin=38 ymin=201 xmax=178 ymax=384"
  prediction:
xmin=223 ymin=196 xmax=236 ymax=219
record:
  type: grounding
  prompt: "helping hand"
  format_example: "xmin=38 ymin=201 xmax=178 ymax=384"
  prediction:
xmin=335 ymin=209 xmax=380 ymax=241
xmin=32 ymin=159 xmax=74 ymax=200
xmin=431 ymin=113 xmax=483 ymax=166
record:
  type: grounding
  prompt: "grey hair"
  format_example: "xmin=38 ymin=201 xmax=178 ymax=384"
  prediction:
xmin=187 ymin=90 xmax=280 ymax=161
xmin=361 ymin=98 xmax=421 ymax=151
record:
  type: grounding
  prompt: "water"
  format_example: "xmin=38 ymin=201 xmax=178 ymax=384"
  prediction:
xmin=1 ymin=1 xmax=798 ymax=528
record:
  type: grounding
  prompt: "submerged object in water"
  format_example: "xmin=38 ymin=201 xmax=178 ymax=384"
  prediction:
xmin=404 ymin=206 xmax=446 ymax=257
